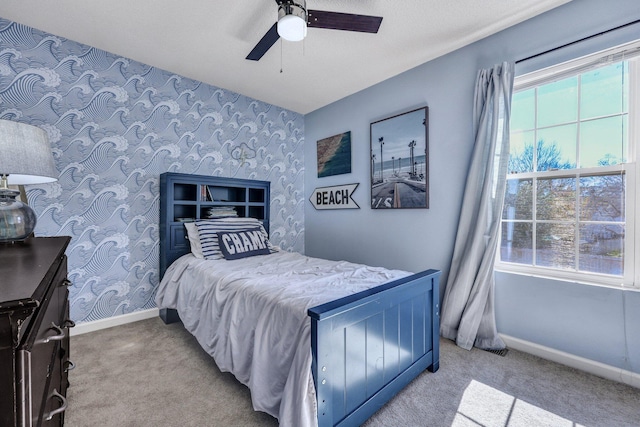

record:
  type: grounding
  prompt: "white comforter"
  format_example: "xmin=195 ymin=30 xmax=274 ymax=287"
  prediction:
xmin=155 ymin=251 xmax=410 ymax=427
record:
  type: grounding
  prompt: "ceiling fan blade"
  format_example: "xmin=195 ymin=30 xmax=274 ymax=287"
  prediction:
xmin=246 ymin=23 xmax=280 ymax=61
xmin=307 ymin=10 xmax=383 ymax=33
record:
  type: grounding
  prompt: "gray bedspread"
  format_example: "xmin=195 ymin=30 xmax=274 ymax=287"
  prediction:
xmin=155 ymin=251 xmax=409 ymax=427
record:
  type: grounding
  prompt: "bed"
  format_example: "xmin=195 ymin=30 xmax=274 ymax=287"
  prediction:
xmin=156 ymin=172 xmax=440 ymax=427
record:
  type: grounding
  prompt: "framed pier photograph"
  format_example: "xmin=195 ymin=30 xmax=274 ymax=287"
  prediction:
xmin=370 ymin=107 xmax=429 ymax=209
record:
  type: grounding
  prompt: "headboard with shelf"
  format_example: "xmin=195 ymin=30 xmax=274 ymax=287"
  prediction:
xmin=159 ymin=172 xmax=271 ymax=278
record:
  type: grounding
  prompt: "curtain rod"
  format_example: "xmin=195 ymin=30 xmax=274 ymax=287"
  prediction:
xmin=516 ymin=18 xmax=640 ymax=64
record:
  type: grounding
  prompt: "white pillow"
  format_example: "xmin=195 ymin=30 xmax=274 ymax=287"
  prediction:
xmin=183 ymin=222 xmax=204 ymax=259
xmin=195 ymin=217 xmax=277 ymax=260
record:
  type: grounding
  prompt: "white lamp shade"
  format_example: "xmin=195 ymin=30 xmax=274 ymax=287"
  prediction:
xmin=0 ymin=119 xmax=57 ymax=185
xmin=278 ymin=14 xmax=307 ymax=41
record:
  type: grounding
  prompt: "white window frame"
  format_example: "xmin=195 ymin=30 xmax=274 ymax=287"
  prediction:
xmin=495 ymin=41 xmax=640 ymax=289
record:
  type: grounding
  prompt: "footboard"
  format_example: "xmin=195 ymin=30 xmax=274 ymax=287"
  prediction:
xmin=308 ymin=269 xmax=440 ymax=427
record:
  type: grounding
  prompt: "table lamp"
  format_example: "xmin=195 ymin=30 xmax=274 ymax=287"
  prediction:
xmin=0 ymin=120 xmax=58 ymax=243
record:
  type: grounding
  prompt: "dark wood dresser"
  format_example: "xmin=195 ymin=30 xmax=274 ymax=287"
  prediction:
xmin=0 ymin=236 xmax=73 ymax=427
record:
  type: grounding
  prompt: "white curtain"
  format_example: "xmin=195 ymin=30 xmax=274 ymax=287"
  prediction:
xmin=440 ymin=62 xmax=515 ymax=350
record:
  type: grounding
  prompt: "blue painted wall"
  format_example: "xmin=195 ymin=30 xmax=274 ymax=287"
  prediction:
xmin=304 ymin=0 xmax=640 ymax=374
xmin=0 ymin=19 xmax=304 ymax=324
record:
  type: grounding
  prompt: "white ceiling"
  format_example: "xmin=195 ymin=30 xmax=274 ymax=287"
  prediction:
xmin=0 ymin=0 xmax=571 ymax=114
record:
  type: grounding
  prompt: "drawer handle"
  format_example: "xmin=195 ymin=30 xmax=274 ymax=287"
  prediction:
xmin=64 ymin=360 xmax=76 ymax=372
xmin=62 ymin=279 xmax=72 ymax=287
xmin=41 ymin=323 xmax=66 ymax=343
xmin=63 ymin=319 xmax=76 ymax=328
xmin=44 ymin=389 xmax=67 ymax=421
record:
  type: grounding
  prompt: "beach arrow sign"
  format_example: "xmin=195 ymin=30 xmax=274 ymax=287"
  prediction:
xmin=310 ymin=183 xmax=360 ymax=210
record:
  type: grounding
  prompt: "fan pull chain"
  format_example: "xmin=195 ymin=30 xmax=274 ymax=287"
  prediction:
xmin=280 ymin=39 xmax=283 ymax=73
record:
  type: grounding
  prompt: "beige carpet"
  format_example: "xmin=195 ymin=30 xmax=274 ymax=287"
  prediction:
xmin=65 ymin=317 xmax=640 ymax=427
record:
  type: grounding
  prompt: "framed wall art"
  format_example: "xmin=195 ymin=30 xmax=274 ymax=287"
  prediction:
xmin=370 ymin=107 xmax=429 ymax=209
xmin=317 ymin=131 xmax=352 ymax=178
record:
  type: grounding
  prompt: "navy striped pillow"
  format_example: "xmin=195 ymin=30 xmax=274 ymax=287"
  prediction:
xmin=195 ymin=218 xmax=276 ymax=260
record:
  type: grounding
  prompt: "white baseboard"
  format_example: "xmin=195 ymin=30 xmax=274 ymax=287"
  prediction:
xmin=70 ymin=308 xmax=160 ymax=336
xmin=500 ymin=334 xmax=640 ymax=389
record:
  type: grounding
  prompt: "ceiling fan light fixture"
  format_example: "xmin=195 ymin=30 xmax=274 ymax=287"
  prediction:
xmin=247 ymin=0 xmax=382 ymax=61
xmin=277 ymin=1 xmax=307 ymax=42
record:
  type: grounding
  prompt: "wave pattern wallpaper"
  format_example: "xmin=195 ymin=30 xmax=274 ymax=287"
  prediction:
xmin=0 ymin=19 xmax=305 ymax=323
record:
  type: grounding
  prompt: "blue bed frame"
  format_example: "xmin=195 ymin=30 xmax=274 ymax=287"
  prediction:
xmin=309 ymin=269 xmax=440 ymax=427
xmin=158 ymin=172 xmax=440 ymax=426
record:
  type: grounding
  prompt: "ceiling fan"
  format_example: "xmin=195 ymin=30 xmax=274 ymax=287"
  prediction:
xmin=246 ymin=0 xmax=383 ymax=61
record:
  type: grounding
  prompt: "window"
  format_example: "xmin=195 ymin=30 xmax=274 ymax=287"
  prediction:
xmin=498 ymin=41 xmax=640 ymax=287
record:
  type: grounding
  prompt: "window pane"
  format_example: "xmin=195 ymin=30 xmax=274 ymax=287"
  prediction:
xmin=501 ymin=222 xmax=533 ymax=264
xmin=579 ymin=174 xmax=625 ymax=221
xmin=536 ymin=223 xmax=575 ymax=269
xmin=537 ymin=125 xmax=577 ymax=170
xmin=580 ymin=116 xmax=626 ymax=167
xmin=579 ymin=224 xmax=624 ymax=275
xmin=511 ymin=89 xmax=535 ymax=131
xmin=509 ymin=131 xmax=535 ymax=173
xmin=537 ymin=77 xmax=578 ymax=127
xmin=537 ymin=178 xmax=576 ymax=220
xmin=503 ymin=179 xmax=532 ymax=220
xmin=580 ymin=62 xmax=627 ymax=120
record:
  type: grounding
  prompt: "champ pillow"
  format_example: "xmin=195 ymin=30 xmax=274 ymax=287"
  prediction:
xmin=217 ymin=228 xmax=271 ymax=260
xmin=196 ymin=217 xmax=277 ymax=260
xmin=183 ymin=222 xmax=204 ymax=259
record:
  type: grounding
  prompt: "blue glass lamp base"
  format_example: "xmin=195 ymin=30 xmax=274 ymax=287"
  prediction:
xmin=0 ymin=188 xmax=36 ymax=242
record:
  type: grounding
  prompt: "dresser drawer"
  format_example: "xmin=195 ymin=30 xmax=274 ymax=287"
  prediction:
xmin=57 ymin=261 xmax=73 ymax=400
xmin=18 ymin=259 xmax=68 ymax=426
xmin=59 ymin=302 xmax=73 ymax=398
xmin=40 ymin=341 xmax=66 ymax=427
